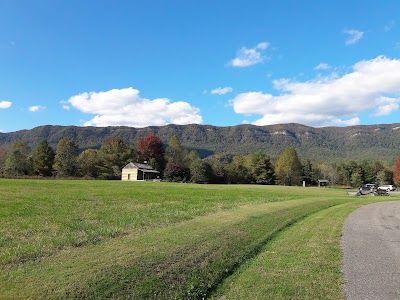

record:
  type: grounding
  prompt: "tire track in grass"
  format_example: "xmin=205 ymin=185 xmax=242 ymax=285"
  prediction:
xmin=1 ymin=198 xmax=348 ymax=299
xmin=212 ymin=200 xmax=392 ymax=300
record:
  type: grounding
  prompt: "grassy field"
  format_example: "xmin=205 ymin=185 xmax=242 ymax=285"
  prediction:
xmin=0 ymin=179 xmax=397 ymax=299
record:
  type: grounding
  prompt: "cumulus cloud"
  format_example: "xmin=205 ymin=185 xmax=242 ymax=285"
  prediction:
xmin=343 ymin=29 xmax=364 ymax=45
xmin=230 ymin=56 xmax=400 ymax=127
xmin=314 ymin=63 xmax=331 ymax=70
xmin=211 ymin=87 xmax=233 ymax=95
xmin=374 ymin=96 xmax=399 ymax=116
xmin=0 ymin=101 xmax=12 ymax=109
xmin=29 ymin=105 xmax=45 ymax=112
xmin=229 ymin=42 xmax=270 ymax=67
xmin=67 ymin=87 xmax=202 ymax=127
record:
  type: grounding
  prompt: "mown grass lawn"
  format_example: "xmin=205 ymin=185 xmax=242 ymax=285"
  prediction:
xmin=0 ymin=179 xmax=397 ymax=299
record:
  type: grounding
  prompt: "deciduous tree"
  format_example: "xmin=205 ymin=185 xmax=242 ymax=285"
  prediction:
xmin=77 ymin=149 xmax=99 ymax=178
xmin=0 ymin=147 xmax=9 ymax=175
xmin=163 ymin=135 xmax=189 ymax=181
xmin=190 ymin=159 xmax=213 ymax=183
xmin=163 ymin=161 xmax=189 ymax=182
xmin=393 ymin=155 xmax=400 ymax=185
xmin=53 ymin=138 xmax=78 ymax=177
xmin=165 ymin=135 xmax=187 ymax=165
xmin=136 ymin=134 xmax=165 ymax=172
xmin=376 ymin=168 xmax=394 ymax=186
xmin=227 ymin=155 xmax=251 ymax=184
xmin=274 ymin=147 xmax=302 ymax=186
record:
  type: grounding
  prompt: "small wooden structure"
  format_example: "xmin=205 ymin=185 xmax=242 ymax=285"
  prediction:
xmin=121 ymin=162 xmax=160 ymax=181
xmin=318 ymin=179 xmax=329 ymax=187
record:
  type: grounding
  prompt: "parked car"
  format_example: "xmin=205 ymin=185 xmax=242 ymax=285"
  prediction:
xmin=359 ymin=184 xmax=377 ymax=195
xmin=378 ymin=185 xmax=396 ymax=191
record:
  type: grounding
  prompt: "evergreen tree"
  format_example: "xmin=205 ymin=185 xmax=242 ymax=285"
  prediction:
xmin=362 ymin=160 xmax=378 ymax=184
xmin=350 ymin=167 xmax=364 ymax=187
xmin=274 ymin=147 xmax=302 ymax=186
xmin=97 ymin=137 xmax=135 ymax=179
xmin=53 ymin=138 xmax=78 ymax=177
xmin=302 ymin=159 xmax=314 ymax=185
xmin=31 ymin=140 xmax=54 ymax=176
xmin=248 ymin=151 xmax=275 ymax=185
xmin=3 ymin=141 xmax=32 ymax=176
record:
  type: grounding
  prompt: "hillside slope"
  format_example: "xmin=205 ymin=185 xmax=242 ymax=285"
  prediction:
xmin=1 ymin=123 xmax=400 ymax=161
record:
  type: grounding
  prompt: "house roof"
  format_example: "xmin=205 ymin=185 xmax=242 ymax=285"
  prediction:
xmin=123 ymin=162 xmax=160 ymax=173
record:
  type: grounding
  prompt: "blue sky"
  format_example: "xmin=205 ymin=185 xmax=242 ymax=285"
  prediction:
xmin=1 ymin=0 xmax=400 ymax=132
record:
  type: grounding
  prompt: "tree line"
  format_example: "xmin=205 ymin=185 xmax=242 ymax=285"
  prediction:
xmin=0 ymin=133 xmax=397 ymax=187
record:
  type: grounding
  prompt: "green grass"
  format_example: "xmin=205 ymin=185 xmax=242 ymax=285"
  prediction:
xmin=0 ymin=179 xmax=397 ymax=299
xmin=212 ymin=199 xmax=387 ymax=300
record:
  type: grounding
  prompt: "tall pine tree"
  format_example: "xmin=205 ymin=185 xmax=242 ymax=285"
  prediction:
xmin=3 ymin=141 xmax=32 ymax=176
xmin=97 ymin=137 xmax=135 ymax=179
xmin=32 ymin=140 xmax=54 ymax=176
xmin=248 ymin=151 xmax=275 ymax=185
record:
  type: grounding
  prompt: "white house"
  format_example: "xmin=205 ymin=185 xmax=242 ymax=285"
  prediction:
xmin=121 ymin=162 xmax=160 ymax=181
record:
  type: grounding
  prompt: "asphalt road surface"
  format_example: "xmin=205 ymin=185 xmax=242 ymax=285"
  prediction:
xmin=342 ymin=201 xmax=400 ymax=299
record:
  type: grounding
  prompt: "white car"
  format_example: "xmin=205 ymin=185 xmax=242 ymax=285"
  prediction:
xmin=378 ymin=185 xmax=396 ymax=191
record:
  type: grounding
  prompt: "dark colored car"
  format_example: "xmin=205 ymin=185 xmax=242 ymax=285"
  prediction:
xmin=359 ymin=184 xmax=377 ymax=195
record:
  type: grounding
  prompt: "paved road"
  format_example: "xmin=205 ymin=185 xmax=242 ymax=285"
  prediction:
xmin=342 ymin=201 xmax=400 ymax=299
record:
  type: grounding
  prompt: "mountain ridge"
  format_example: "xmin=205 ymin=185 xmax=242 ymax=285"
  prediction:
xmin=1 ymin=123 xmax=400 ymax=162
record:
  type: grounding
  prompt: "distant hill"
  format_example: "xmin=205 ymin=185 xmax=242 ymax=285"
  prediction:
xmin=1 ymin=123 xmax=400 ymax=162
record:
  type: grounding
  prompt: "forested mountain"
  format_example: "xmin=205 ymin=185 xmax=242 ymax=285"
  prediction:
xmin=1 ymin=123 xmax=400 ymax=162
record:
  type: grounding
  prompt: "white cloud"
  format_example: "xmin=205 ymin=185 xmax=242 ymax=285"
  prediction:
xmin=0 ymin=101 xmax=12 ymax=109
xmin=29 ymin=105 xmax=45 ymax=112
xmin=211 ymin=87 xmax=233 ymax=95
xmin=256 ymin=42 xmax=269 ymax=50
xmin=67 ymin=87 xmax=202 ymax=127
xmin=314 ymin=63 xmax=331 ymax=70
xmin=384 ymin=20 xmax=395 ymax=32
xmin=343 ymin=29 xmax=364 ymax=45
xmin=60 ymin=100 xmax=70 ymax=110
xmin=374 ymin=96 xmax=399 ymax=116
xmin=230 ymin=56 xmax=400 ymax=127
xmin=229 ymin=42 xmax=270 ymax=67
